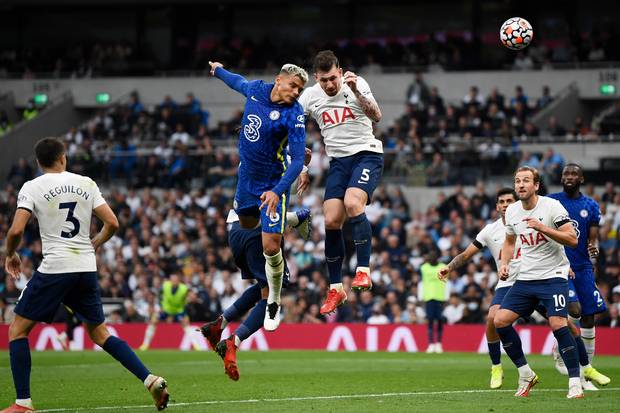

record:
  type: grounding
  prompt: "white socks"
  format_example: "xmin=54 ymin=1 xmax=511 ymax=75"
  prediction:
xmin=581 ymin=327 xmax=595 ymax=363
xmin=144 ymin=374 xmax=158 ymax=389
xmin=221 ymin=316 xmax=229 ymax=329
xmin=517 ymin=364 xmax=535 ymax=378
xmin=234 ymin=335 xmax=241 ymax=347
xmin=16 ymin=399 xmax=33 ymax=409
xmin=330 ymin=282 xmax=344 ymax=292
xmin=286 ymin=212 xmax=299 ymax=227
xmin=264 ymin=250 xmax=284 ymax=305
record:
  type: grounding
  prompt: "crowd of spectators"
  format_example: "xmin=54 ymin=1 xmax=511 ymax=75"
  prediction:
xmin=1 ymin=179 xmax=619 ymax=327
xmin=1 ymin=26 xmax=619 ymax=78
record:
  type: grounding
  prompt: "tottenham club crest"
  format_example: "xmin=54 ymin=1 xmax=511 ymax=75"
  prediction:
xmin=269 ymin=110 xmax=280 ymax=121
xmin=580 ymin=209 xmax=588 ymax=218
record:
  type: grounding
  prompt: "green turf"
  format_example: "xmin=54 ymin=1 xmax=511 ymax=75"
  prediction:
xmin=1 ymin=350 xmax=618 ymax=412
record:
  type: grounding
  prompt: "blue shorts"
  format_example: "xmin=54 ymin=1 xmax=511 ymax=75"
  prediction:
xmin=14 ymin=271 xmax=104 ymax=325
xmin=568 ymin=267 xmax=607 ymax=316
xmin=228 ymin=222 xmax=289 ymax=288
xmin=234 ymin=179 xmax=290 ymax=235
xmin=491 ymin=286 xmax=511 ymax=307
xmin=324 ymin=151 xmax=383 ymax=203
xmin=425 ymin=300 xmax=444 ymax=321
xmin=500 ymin=278 xmax=569 ymax=318
xmin=158 ymin=311 xmax=186 ymax=322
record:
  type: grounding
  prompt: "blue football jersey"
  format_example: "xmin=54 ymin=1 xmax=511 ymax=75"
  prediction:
xmin=547 ymin=192 xmax=601 ymax=270
xmin=214 ymin=67 xmax=306 ymax=196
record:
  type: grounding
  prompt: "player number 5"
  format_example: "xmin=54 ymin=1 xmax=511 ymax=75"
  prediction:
xmin=360 ymin=168 xmax=370 ymax=182
xmin=59 ymin=201 xmax=80 ymax=238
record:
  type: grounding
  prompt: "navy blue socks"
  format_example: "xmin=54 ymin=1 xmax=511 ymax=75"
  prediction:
xmin=496 ymin=325 xmax=527 ymax=368
xmin=554 ymin=326 xmax=580 ymax=377
xmin=224 ymin=283 xmax=262 ymax=321
xmin=325 ymin=229 xmax=345 ymax=284
xmin=102 ymin=336 xmax=150 ymax=381
xmin=10 ymin=338 xmax=31 ymax=399
xmin=235 ymin=299 xmax=267 ymax=341
xmin=349 ymin=213 xmax=372 ymax=268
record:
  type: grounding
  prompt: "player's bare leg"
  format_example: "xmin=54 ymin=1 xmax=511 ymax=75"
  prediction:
xmin=263 ymin=232 xmax=284 ymax=331
xmin=321 ymin=199 xmax=348 ymax=314
xmin=344 ymin=188 xmax=373 ymax=291
xmin=486 ymin=305 xmax=503 ymax=389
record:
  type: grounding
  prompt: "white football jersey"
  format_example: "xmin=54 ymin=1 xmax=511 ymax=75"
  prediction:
xmin=17 ymin=171 xmax=106 ymax=273
xmin=475 ymin=218 xmax=521 ymax=289
xmin=298 ymin=77 xmax=383 ymax=158
xmin=505 ymin=196 xmax=571 ymax=281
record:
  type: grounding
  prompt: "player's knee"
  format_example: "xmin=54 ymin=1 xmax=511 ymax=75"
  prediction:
xmin=87 ymin=324 xmax=111 ymax=346
xmin=263 ymin=243 xmax=281 ymax=257
xmin=493 ymin=313 xmax=510 ymax=329
xmin=580 ymin=315 xmax=595 ymax=328
xmin=324 ymin=213 xmax=344 ymax=229
xmin=8 ymin=316 xmax=35 ymax=340
xmin=549 ymin=316 xmax=568 ymax=331
xmin=568 ymin=302 xmax=581 ymax=319
xmin=343 ymin=197 xmax=364 ymax=217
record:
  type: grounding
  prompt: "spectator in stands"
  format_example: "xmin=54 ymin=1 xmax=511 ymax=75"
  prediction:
xmin=170 ymin=123 xmax=190 ymax=146
xmin=109 ymin=139 xmax=137 ymax=182
xmin=462 ymin=86 xmax=484 ymax=108
xmin=406 ymin=72 xmax=430 ymax=108
xmin=602 ymin=182 xmax=617 ymax=204
xmin=427 ymin=86 xmax=446 ymax=117
xmin=486 ymin=87 xmax=506 ymax=111
xmin=512 ymin=52 xmax=534 ymax=71
xmin=0 ymin=110 xmax=12 ymax=136
xmin=510 ymin=85 xmax=528 ymax=108
xmin=536 ymin=85 xmax=553 ymax=109
xmin=128 ymin=92 xmax=144 ymax=114
xmin=543 ymin=116 xmax=567 ymax=138
xmin=159 ymin=95 xmax=178 ymax=111
xmin=7 ymin=157 xmax=33 ymax=187
xmin=426 ymin=152 xmax=449 ymax=187
xmin=22 ymin=99 xmax=38 ymax=121
xmin=519 ymin=151 xmax=541 ymax=170
xmin=443 ymin=293 xmax=464 ymax=324
xmin=541 ymin=147 xmax=565 ymax=183
xmin=367 ymin=303 xmax=390 ymax=325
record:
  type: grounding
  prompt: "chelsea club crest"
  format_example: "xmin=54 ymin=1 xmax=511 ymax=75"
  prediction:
xmin=269 ymin=110 xmax=280 ymax=120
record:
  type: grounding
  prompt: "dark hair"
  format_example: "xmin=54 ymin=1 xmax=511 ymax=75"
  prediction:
xmin=564 ymin=163 xmax=583 ymax=176
xmin=35 ymin=137 xmax=65 ymax=168
xmin=313 ymin=50 xmax=339 ymax=73
xmin=515 ymin=165 xmax=540 ymax=183
xmin=496 ymin=187 xmax=518 ymax=203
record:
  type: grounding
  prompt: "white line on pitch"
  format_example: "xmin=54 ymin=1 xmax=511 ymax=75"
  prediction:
xmin=35 ymin=387 xmax=620 ymax=412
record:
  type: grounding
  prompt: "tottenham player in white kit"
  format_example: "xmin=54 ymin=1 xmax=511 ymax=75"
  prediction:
xmin=297 ymin=50 xmax=383 ymax=314
xmin=3 ymin=138 xmax=169 ymax=413
xmin=439 ymin=188 xmax=519 ymax=389
xmin=494 ymin=166 xmax=583 ymax=399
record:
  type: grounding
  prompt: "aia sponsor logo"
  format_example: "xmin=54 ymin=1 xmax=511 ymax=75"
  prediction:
xmin=321 ymin=107 xmax=355 ymax=126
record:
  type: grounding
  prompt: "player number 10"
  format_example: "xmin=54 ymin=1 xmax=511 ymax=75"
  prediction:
xmin=553 ymin=294 xmax=566 ymax=308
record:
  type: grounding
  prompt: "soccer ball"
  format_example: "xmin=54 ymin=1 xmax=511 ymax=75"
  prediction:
xmin=500 ymin=17 xmax=533 ymax=50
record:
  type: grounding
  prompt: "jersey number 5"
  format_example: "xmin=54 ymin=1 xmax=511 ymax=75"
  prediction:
xmin=59 ymin=202 xmax=80 ymax=238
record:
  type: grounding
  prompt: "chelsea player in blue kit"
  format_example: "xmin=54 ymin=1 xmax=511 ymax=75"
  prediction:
xmin=208 ymin=61 xmax=308 ymax=331
xmin=548 ymin=164 xmax=610 ymax=385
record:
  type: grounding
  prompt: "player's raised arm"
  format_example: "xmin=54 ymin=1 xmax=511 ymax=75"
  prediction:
xmin=344 ymin=72 xmax=382 ymax=123
xmin=209 ymin=61 xmax=251 ymax=97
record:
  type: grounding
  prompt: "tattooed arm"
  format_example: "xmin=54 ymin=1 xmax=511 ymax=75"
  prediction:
xmin=344 ymin=71 xmax=382 ymax=123
xmin=437 ymin=242 xmax=481 ymax=281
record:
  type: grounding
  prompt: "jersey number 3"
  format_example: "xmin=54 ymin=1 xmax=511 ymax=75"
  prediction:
xmin=59 ymin=202 xmax=80 ymax=238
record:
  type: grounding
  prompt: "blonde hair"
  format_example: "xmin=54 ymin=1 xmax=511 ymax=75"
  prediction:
xmin=515 ymin=165 xmax=540 ymax=183
xmin=280 ymin=64 xmax=308 ymax=83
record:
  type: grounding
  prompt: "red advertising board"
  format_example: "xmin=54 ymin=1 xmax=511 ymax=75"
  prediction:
xmin=1 ymin=323 xmax=619 ymax=354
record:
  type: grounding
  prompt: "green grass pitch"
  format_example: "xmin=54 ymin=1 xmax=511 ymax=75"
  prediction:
xmin=1 ymin=350 xmax=619 ymax=412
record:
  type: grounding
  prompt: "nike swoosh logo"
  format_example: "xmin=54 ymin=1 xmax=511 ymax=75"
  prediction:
xmin=554 ymin=308 xmax=563 ymax=312
xmin=357 ymin=181 xmax=368 ymax=185
xmin=251 ymin=96 xmax=258 ymax=102
xmin=268 ymin=222 xmax=278 ymax=227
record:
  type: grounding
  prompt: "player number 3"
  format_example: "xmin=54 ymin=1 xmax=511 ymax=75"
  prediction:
xmin=59 ymin=201 xmax=80 ymax=238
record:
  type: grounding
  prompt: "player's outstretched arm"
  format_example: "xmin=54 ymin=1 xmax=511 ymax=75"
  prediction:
xmin=343 ymin=71 xmax=382 ymax=122
xmin=438 ymin=243 xmax=481 ymax=281
xmin=91 ymin=203 xmax=120 ymax=250
xmin=209 ymin=61 xmax=250 ymax=97
xmin=4 ymin=208 xmax=31 ymax=280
